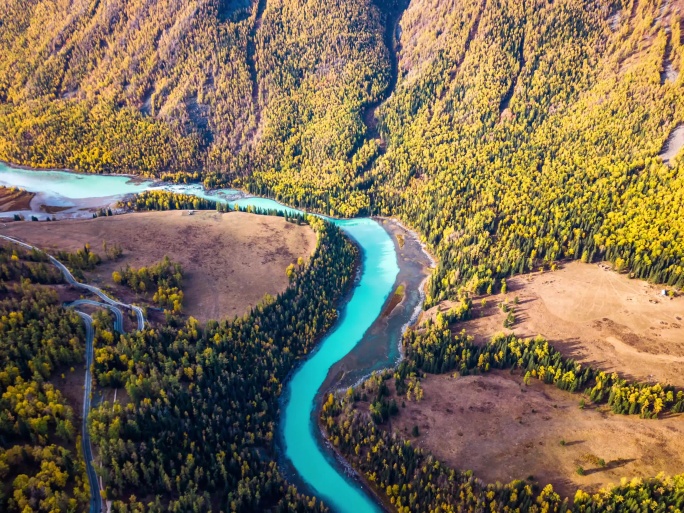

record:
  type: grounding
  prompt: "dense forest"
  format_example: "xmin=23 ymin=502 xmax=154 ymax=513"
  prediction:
xmin=119 ymin=190 xmax=220 ymax=211
xmin=113 ymin=256 xmax=184 ymax=311
xmin=2 ymin=0 xmax=684 ymax=511
xmin=320 ymin=319 xmax=684 ymax=512
xmin=1 ymin=0 xmax=682 ymax=301
xmin=376 ymin=0 xmax=684 ymax=304
xmin=87 ymin=218 xmax=355 ymax=511
xmin=1 ymin=217 xmax=356 ymax=512
xmin=0 ymin=242 xmax=90 ymax=512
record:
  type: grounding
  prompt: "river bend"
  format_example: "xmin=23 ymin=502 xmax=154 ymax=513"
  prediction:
xmin=0 ymin=163 xmax=411 ymax=513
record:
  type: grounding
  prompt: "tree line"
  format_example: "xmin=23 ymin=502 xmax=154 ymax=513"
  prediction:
xmin=0 ymin=241 xmax=91 ymax=512
xmin=87 ymin=217 xmax=355 ymax=511
xmin=321 ymin=319 xmax=684 ymax=512
xmin=113 ymin=256 xmax=184 ymax=312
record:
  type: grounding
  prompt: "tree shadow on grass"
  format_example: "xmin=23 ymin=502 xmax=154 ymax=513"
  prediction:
xmin=584 ymin=458 xmax=636 ymax=475
xmin=562 ymin=440 xmax=584 ymax=447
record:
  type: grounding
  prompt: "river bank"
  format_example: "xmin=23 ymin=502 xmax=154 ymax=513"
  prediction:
xmin=322 ymin=218 xmax=432 ymax=392
xmin=0 ymin=162 xmax=429 ymax=513
xmin=0 ymin=162 xmax=251 ymax=220
xmin=311 ymin=219 xmax=433 ymax=513
xmin=0 ymin=159 xmax=152 ymax=182
xmin=276 ymin=217 xmax=432 ymax=512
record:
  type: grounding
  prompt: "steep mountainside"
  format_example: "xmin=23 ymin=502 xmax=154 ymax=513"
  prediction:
xmin=0 ymin=0 xmax=389 ymax=217
xmin=374 ymin=0 xmax=684 ymax=304
xmin=1 ymin=0 xmax=683 ymax=300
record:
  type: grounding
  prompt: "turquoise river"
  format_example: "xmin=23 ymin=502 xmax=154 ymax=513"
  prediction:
xmin=0 ymin=163 xmax=403 ymax=513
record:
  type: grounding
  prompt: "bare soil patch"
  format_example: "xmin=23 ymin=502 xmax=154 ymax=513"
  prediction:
xmin=660 ymin=124 xmax=684 ymax=165
xmin=0 ymin=210 xmax=317 ymax=322
xmin=388 ymin=371 xmax=684 ymax=498
xmin=0 ymin=186 xmax=34 ymax=211
xmin=427 ymin=261 xmax=684 ymax=387
xmin=381 ymin=283 xmax=406 ymax=319
xmin=98 ymin=387 xmax=130 ymax=408
xmin=50 ymin=366 xmax=86 ymax=424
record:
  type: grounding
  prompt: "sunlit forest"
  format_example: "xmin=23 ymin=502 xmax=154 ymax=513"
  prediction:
xmin=2 ymin=0 xmax=684 ymax=510
xmin=375 ymin=0 xmax=684 ymax=305
xmin=0 ymin=218 xmax=356 ymax=511
xmin=0 ymin=242 xmax=91 ymax=511
xmin=1 ymin=0 xmax=682 ymax=302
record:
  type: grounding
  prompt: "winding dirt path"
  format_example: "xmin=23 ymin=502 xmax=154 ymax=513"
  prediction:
xmin=0 ymin=234 xmax=150 ymax=513
xmin=75 ymin=311 xmax=103 ymax=513
xmin=0 ymin=235 xmax=146 ymax=329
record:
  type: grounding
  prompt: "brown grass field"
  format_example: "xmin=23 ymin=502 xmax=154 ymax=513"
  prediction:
xmin=404 ymin=261 xmax=684 ymax=496
xmin=425 ymin=261 xmax=684 ymax=387
xmin=387 ymin=371 xmax=684 ymax=498
xmin=0 ymin=210 xmax=316 ymax=322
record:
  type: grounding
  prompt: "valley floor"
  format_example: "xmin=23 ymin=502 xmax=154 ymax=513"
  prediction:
xmin=424 ymin=261 xmax=684 ymax=387
xmin=386 ymin=370 xmax=684 ymax=498
xmin=0 ymin=210 xmax=316 ymax=322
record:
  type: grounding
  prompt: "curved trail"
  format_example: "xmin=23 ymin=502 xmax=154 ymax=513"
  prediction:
xmin=0 ymin=234 xmax=146 ymax=513
xmin=75 ymin=311 xmax=103 ymax=513
xmin=68 ymin=299 xmax=125 ymax=333
xmin=0 ymin=235 xmax=145 ymax=330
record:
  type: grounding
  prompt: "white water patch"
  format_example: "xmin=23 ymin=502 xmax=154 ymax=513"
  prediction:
xmin=659 ymin=124 xmax=684 ymax=165
xmin=0 ymin=163 xmax=254 ymax=219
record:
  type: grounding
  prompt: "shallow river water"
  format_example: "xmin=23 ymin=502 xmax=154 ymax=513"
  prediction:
xmin=0 ymin=163 xmax=420 ymax=512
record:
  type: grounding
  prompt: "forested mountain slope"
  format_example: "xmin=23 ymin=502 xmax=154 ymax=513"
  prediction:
xmin=374 ymin=0 xmax=684 ymax=304
xmin=0 ymin=0 xmax=390 ymax=216
xmin=1 ymin=0 xmax=683 ymax=300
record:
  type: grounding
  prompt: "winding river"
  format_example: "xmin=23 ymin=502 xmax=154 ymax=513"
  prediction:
xmin=0 ymin=163 xmax=427 ymax=513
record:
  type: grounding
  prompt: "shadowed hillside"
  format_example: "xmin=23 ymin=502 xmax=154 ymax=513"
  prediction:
xmin=3 ymin=0 xmax=683 ymax=303
xmin=3 ymin=1 xmax=684 ymax=512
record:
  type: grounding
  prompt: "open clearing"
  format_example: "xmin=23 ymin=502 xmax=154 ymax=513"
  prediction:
xmin=406 ymin=261 xmax=684 ymax=498
xmin=0 ymin=210 xmax=316 ymax=322
xmin=387 ymin=371 xmax=684 ymax=498
xmin=426 ymin=261 xmax=684 ymax=387
xmin=49 ymin=366 xmax=87 ymax=425
xmin=660 ymin=124 xmax=684 ymax=165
